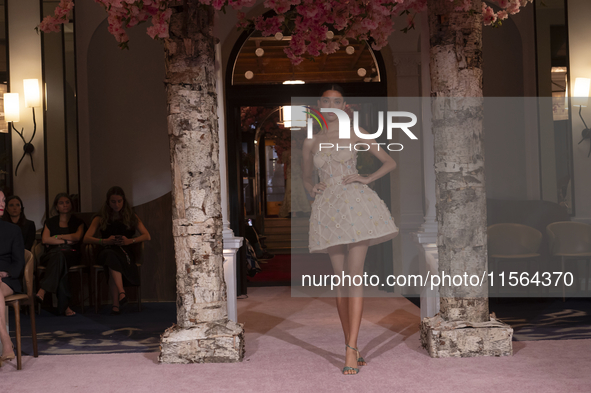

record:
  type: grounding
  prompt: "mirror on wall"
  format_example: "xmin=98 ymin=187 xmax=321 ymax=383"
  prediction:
xmin=0 ymin=1 xmax=10 ymax=192
xmin=41 ymin=0 xmax=79 ymax=212
xmin=535 ymin=0 xmax=573 ymax=214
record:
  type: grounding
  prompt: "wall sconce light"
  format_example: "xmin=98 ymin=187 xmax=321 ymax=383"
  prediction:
xmin=280 ymin=106 xmax=307 ymax=130
xmin=3 ymin=79 xmax=40 ymax=175
xmin=573 ymin=77 xmax=591 ymax=157
xmin=280 ymin=105 xmax=292 ymax=128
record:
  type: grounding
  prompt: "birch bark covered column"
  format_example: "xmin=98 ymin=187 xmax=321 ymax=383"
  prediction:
xmin=159 ymin=3 xmax=244 ymax=363
xmin=420 ymin=0 xmax=512 ymax=357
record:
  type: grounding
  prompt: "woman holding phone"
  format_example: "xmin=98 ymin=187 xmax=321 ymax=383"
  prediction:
xmin=84 ymin=186 xmax=150 ymax=315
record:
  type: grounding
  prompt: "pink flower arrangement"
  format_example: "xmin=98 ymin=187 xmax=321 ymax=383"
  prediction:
xmin=38 ymin=0 xmax=74 ymax=33
xmin=38 ymin=0 xmax=534 ymax=59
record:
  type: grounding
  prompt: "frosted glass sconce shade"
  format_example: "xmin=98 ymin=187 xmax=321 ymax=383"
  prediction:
xmin=23 ymin=79 xmax=40 ymax=108
xmin=4 ymin=93 xmax=19 ymax=122
xmin=573 ymin=77 xmax=590 ymax=107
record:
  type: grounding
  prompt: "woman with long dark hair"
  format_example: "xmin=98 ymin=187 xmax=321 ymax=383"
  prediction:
xmin=302 ymin=85 xmax=398 ymax=375
xmin=0 ymin=188 xmax=25 ymax=365
xmin=84 ymin=186 xmax=150 ymax=315
xmin=37 ymin=193 xmax=84 ymax=317
xmin=2 ymin=195 xmax=36 ymax=251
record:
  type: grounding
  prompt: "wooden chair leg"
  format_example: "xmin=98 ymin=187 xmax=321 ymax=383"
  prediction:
xmin=79 ymin=271 xmax=85 ymax=314
xmin=11 ymin=301 xmax=22 ymax=370
xmin=35 ymin=273 xmax=42 ymax=315
xmin=28 ymin=302 xmax=38 ymax=358
xmin=94 ymin=268 xmax=99 ymax=314
xmin=137 ymin=264 xmax=142 ymax=312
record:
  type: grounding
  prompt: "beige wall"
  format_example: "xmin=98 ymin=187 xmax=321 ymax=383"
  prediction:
xmin=8 ymin=0 xmax=45 ymax=226
xmin=76 ymin=2 xmax=170 ymax=211
xmin=73 ymin=0 xmax=106 ymax=211
xmin=568 ymin=0 xmax=591 ymax=223
xmin=482 ymin=5 xmax=537 ymax=201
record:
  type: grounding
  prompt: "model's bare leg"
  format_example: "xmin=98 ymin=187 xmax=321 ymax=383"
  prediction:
xmin=0 ymin=282 xmax=15 ymax=358
xmin=327 ymin=244 xmax=350 ymax=344
xmin=109 ymin=269 xmax=125 ymax=308
xmin=344 ymin=240 xmax=370 ymax=373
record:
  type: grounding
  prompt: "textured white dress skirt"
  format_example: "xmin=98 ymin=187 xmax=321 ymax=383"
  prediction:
xmin=308 ymin=147 xmax=399 ymax=253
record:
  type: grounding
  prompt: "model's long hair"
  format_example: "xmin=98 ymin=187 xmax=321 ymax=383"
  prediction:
xmin=97 ymin=186 xmax=137 ymax=231
xmin=49 ymin=192 xmax=73 ymax=218
xmin=2 ymin=195 xmax=28 ymax=227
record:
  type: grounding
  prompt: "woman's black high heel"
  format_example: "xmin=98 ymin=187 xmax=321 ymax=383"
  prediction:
xmin=118 ymin=292 xmax=128 ymax=308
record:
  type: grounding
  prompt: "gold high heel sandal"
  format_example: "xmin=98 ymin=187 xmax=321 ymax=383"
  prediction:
xmin=1 ymin=344 xmax=15 ymax=363
xmin=342 ymin=344 xmax=360 ymax=375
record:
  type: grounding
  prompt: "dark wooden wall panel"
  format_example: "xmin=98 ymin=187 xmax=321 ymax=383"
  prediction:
xmin=134 ymin=192 xmax=176 ymax=301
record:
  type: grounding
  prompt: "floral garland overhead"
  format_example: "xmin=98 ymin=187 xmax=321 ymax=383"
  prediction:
xmin=39 ymin=0 xmax=533 ymax=63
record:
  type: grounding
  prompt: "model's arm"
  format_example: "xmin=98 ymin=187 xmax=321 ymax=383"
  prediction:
xmin=342 ymin=129 xmax=397 ymax=185
xmin=302 ymin=138 xmax=325 ymax=196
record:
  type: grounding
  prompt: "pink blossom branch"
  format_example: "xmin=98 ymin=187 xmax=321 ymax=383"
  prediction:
xmin=37 ymin=0 xmax=74 ymax=33
xmin=38 ymin=0 xmax=533 ymax=62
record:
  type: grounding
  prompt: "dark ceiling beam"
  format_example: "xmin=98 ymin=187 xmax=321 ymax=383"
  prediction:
xmin=319 ymin=54 xmax=328 ymax=71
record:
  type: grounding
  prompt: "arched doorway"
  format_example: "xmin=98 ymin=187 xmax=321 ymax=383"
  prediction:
xmin=225 ymin=28 xmax=390 ymax=294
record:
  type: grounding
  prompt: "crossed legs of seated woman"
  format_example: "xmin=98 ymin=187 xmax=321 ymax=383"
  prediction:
xmin=108 ymin=268 xmax=127 ymax=315
xmin=97 ymin=246 xmax=139 ymax=315
xmin=0 ymin=282 xmax=16 ymax=362
xmin=328 ymin=241 xmax=370 ymax=375
xmin=36 ymin=193 xmax=85 ymax=317
xmin=36 ymin=249 xmax=79 ymax=317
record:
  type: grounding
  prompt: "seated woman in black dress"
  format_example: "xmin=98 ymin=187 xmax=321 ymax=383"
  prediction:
xmin=2 ymin=195 xmax=36 ymax=251
xmin=37 ymin=193 xmax=84 ymax=317
xmin=0 ymin=188 xmax=25 ymax=364
xmin=84 ymin=186 xmax=150 ymax=315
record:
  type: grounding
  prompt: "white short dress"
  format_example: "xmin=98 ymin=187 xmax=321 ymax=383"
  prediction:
xmin=308 ymin=147 xmax=399 ymax=253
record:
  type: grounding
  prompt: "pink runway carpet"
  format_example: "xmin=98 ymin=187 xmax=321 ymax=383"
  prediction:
xmin=3 ymin=286 xmax=591 ymax=392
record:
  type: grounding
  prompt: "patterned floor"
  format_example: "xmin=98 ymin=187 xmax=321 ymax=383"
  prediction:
xmin=493 ymin=298 xmax=591 ymax=341
xmin=9 ymin=297 xmax=591 ymax=356
xmin=9 ymin=302 xmax=176 ymax=356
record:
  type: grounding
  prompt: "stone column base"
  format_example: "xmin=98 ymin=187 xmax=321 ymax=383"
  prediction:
xmin=420 ymin=314 xmax=513 ymax=358
xmin=159 ymin=319 xmax=245 ymax=363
